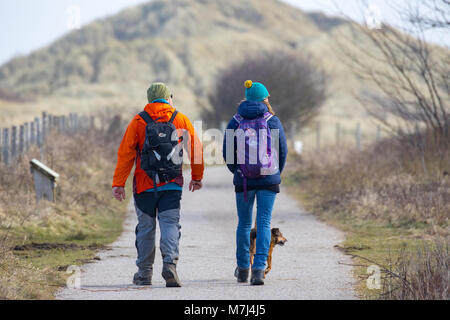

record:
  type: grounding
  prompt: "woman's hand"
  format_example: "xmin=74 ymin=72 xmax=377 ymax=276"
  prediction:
xmin=112 ymin=187 xmax=126 ymax=202
xmin=189 ymin=180 xmax=203 ymax=192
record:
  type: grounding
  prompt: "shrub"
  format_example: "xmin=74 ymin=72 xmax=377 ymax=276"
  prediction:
xmin=202 ymin=51 xmax=326 ymax=130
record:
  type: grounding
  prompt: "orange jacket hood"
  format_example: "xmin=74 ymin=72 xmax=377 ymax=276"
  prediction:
xmin=144 ymin=102 xmax=176 ymax=121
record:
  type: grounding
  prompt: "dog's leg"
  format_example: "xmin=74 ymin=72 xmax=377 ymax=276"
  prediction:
xmin=249 ymin=237 xmax=256 ymax=266
xmin=264 ymin=242 xmax=275 ymax=278
xmin=264 ymin=239 xmax=275 ymax=278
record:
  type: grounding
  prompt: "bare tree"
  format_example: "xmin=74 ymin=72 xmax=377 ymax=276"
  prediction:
xmin=202 ymin=51 xmax=327 ymax=130
xmin=408 ymin=0 xmax=450 ymax=31
xmin=336 ymin=0 xmax=449 ymax=138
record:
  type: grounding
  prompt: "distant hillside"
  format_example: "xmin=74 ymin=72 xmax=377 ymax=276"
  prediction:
xmin=0 ymin=0 xmax=391 ymax=141
xmin=307 ymin=12 xmax=348 ymax=31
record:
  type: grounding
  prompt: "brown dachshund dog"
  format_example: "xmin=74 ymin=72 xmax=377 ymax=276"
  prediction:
xmin=249 ymin=226 xmax=287 ymax=277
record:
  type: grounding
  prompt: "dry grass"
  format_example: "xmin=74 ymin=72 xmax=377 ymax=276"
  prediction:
xmin=288 ymin=133 xmax=450 ymax=234
xmin=286 ymin=131 xmax=449 ymax=299
xmin=381 ymin=240 xmax=449 ymax=300
xmin=0 ymin=249 xmax=60 ymax=300
xmin=0 ymin=114 xmax=127 ymax=299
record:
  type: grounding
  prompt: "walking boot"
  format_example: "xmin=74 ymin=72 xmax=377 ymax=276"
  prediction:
xmin=133 ymin=272 xmax=152 ymax=286
xmin=234 ymin=267 xmax=249 ymax=283
xmin=162 ymin=263 xmax=182 ymax=287
xmin=250 ymin=269 xmax=265 ymax=286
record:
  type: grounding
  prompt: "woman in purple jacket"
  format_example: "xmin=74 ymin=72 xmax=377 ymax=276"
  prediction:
xmin=222 ymin=80 xmax=288 ymax=285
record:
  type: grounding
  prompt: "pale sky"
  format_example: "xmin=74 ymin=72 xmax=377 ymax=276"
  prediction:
xmin=0 ymin=0 xmax=448 ymax=66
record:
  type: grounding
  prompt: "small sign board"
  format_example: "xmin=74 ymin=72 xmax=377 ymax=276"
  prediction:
xmin=30 ymin=159 xmax=60 ymax=203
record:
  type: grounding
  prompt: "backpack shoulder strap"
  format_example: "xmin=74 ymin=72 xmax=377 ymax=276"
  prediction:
xmin=263 ymin=112 xmax=274 ymax=123
xmin=169 ymin=110 xmax=178 ymax=124
xmin=138 ymin=111 xmax=154 ymax=124
xmin=233 ymin=113 xmax=244 ymax=124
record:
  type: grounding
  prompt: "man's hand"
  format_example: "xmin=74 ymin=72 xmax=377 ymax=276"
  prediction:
xmin=189 ymin=180 xmax=203 ymax=192
xmin=112 ymin=187 xmax=126 ymax=202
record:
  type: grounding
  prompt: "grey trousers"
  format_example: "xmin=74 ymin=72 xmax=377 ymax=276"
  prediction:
xmin=134 ymin=191 xmax=182 ymax=277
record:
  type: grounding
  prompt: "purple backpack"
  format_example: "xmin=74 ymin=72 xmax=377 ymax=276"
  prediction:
xmin=233 ymin=112 xmax=278 ymax=200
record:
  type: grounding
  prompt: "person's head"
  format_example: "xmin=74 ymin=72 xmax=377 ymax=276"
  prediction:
xmin=244 ymin=80 xmax=275 ymax=115
xmin=147 ymin=82 xmax=173 ymax=105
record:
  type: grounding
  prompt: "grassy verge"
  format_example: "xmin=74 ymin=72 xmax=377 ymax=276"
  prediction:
xmin=0 ymin=118 xmax=128 ymax=299
xmin=286 ymin=183 xmax=427 ymax=299
xmin=1 ymin=205 xmax=127 ymax=300
xmin=7 ymin=203 xmax=128 ymax=296
xmin=285 ymin=134 xmax=449 ymax=299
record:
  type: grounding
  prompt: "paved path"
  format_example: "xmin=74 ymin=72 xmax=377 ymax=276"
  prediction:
xmin=57 ymin=166 xmax=356 ymax=300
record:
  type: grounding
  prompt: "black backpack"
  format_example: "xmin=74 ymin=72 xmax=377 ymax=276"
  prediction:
xmin=138 ymin=110 xmax=183 ymax=195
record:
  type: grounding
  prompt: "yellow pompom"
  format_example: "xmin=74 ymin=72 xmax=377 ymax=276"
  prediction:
xmin=244 ymin=80 xmax=253 ymax=89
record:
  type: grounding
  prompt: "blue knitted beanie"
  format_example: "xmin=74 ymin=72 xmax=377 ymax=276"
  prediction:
xmin=244 ymin=80 xmax=269 ymax=102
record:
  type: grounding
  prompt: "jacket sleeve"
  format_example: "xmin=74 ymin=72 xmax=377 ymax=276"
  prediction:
xmin=222 ymin=118 xmax=239 ymax=174
xmin=180 ymin=115 xmax=204 ymax=181
xmin=270 ymin=116 xmax=288 ymax=174
xmin=112 ymin=118 xmax=139 ymax=188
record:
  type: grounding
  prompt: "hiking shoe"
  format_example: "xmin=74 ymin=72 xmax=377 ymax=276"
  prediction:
xmin=133 ymin=272 xmax=151 ymax=286
xmin=162 ymin=263 xmax=182 ymax=288
xmin=250 ymin=269 xmax=265 ymax=286
xmin=234 ymin=267 xmax=249 ymax=283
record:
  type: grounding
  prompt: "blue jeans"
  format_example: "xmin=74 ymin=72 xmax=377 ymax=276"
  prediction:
xmin=235 ymin=190 xmax=277 ymax=270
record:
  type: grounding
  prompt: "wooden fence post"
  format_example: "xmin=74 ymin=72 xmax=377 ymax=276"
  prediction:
xmin=54 ymin=116 xmax=60 ymax=133
xmin=68 ymin=114 xmax=74 ymax=134
xmin=36 ymin=118 xmax=42 ymax=147
xmin=62 ymin=116 xmax=67 ymax=134
xmin=2 ymin=128 xmax=9 ymax=165
xmin=220 ymin=121 xmax=227 ymax=133
xmin=11 ymin=126 xmax=17 ymax=160
xmin=24 ymin=122 xmax=29 ymax=152
xmin=42 ymin=111 xmax=47 ymax=143
xmin=19 ymin=125 xmax=24 ymax=155
xmin=31 ymin=121 xmax=36 ymax=145
xmin=48 ymin=114 xmax=53 ymax=132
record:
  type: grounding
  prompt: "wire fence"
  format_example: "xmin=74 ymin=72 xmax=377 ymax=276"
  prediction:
xmin=218 ymin=120 xmax=388 ymax=155
xmin=290 ymin=121 xmax=391 ymax=154
xmin=0 ymin=112 xmax=94 ymax=165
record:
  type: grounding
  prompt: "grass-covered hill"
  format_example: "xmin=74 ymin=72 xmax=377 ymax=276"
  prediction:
xmin=0 ymin=0 xmax=408 ymax=139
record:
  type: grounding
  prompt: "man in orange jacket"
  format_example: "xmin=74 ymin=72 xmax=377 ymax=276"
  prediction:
xmin=112 ymin=82 xmax=204 ymax=287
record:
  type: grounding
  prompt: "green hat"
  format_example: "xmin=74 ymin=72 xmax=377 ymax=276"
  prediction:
xmin=244 ymin=80 xmax=269 ymax=102
xmin=147 ymin=82 xmax=171 ymax=103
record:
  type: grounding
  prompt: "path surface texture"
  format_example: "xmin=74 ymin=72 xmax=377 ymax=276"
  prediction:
xmin=57 ymin=166 xmax=356 ymax=300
